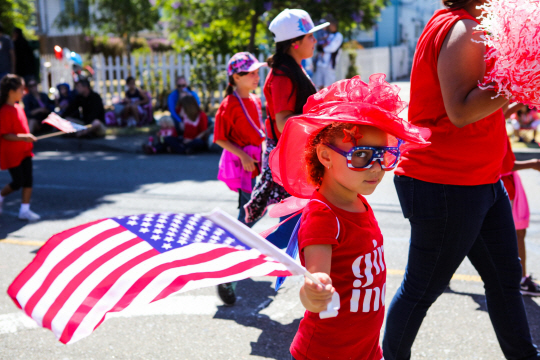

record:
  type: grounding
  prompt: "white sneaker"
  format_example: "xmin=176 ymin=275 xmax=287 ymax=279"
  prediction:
xmin=19 ymin=209 xmax=41 ymax=221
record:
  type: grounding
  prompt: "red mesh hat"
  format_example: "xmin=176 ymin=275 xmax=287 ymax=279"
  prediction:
xmin=270 ymin=74 xmax=432 ymax=199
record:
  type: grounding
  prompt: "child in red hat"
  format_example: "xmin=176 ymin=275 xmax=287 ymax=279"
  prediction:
xmin=270 ymin=74 xmax=431 ymax=360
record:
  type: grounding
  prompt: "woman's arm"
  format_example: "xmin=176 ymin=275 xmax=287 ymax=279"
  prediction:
xmin=503 ymin=103 xmax=525 ymax=119
xmin=275 ymin=110 xmax=294 ymax=133
xmin=215 ymin=139 xmax=258 ymax=172
xmin=138 ymin=89 xmax=150 ymax=106
xmin=438 ymin=19 xmax=508 ymax=128
xmin=167 ymin=91 xmax=183 ymax=124
xmin=299 ymin=244 xmax=335 ymax=313
xmin=512 ymin=159 xmax=540 ymax=172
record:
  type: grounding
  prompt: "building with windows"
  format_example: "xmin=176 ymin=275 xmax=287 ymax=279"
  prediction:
xmin=376 ymin=0 xmax=442 ymax=63
xmin=35 ymin=0 xmax=90 ymax=54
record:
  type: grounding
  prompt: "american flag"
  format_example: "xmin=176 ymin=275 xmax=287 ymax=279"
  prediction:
xmin=42 ymin=113 xmax=88 ymax=133
xmin=7 ymin=209 xmax=304 ymax=344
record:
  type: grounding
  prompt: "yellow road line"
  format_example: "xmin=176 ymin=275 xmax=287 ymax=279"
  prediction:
xmin=0 ymin=238 xmax=45 ymax=247
xmin=0 ymin=239 xmax=484 ymax=283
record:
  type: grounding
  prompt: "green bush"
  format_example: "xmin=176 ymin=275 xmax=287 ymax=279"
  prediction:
xmin=90 ymin=36 xmax=150 ymax=57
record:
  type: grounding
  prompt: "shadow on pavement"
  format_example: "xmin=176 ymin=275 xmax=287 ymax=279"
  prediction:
xmin=446 ymin=286 xmax=540 ymax=344
xmin=213 ymin=279 xmax=301 ymax=360
xmin=0 ymin=146 xmax=222 ymax=232
xmin=0 ymin=220 xmax=28 ymax=239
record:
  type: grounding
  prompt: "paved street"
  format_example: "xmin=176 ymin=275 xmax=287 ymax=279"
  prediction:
xmin=0 ymin=135 xmax=539 ymax=360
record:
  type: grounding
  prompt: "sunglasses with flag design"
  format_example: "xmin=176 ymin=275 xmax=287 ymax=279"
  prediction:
xmin=324 ymin=139 xmax=403 ymax=171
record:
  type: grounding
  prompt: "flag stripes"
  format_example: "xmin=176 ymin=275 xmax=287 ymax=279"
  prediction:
xmin=8 ymin=212 xmax=295 ymax=344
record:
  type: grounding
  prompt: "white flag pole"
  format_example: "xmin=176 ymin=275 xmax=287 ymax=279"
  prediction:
xmin=206 ymin=208 xmax=325 ymax=287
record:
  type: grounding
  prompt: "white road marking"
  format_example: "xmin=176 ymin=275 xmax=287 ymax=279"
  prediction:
xmin=0 ymin=295 xmax=221 ymax=336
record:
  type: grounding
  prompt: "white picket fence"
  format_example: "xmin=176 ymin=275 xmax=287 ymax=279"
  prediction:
xmin=41 ymin=47 xmax=410 ymax=108
xmin=90 ymin=53 xmax=270 ymax=106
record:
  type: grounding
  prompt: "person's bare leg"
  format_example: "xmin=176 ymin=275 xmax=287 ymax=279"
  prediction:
xmin=21 ymin=187 xmax=32 ymax=204
xmin=1 ymin=184 xmax=14 ymax=197
xmin=516 ymin=229 xmax=527 ymax=277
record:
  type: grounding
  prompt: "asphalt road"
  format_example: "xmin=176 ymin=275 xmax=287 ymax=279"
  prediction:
xmin=0 ymin=138 xmax=539 ymax=360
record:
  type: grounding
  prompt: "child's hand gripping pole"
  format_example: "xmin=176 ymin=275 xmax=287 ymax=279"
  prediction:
xmin=207 ymin=208 xmax=340 ymax=318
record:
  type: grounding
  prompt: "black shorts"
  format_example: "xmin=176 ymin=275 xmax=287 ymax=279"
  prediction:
xmin=8 ymin=156 xmax=33 ymax=190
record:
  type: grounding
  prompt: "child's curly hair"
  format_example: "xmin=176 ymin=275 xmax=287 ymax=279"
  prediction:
xmin=305 ymin=122 xmax=357 ymax=187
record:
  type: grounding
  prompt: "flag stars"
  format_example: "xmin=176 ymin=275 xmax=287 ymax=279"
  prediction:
xmin=129 ymin=216 xmax=139 ymax=220
xmin=151 ymin=235 xmax=161 ymax=241
xmin=178 ymin=239 xmax=188 ymax=245
xmin=153 ymin=229 xmax=163 ymax=234
xmin=156 ymin=218 xmax=167 ymax=224
xmin=127 ymin=220 xmax=138 ymax=226
xmin=165 ymin=236 xmax=175 ymax=242
xmin=140 ymin=228 xmax=150 ymax=233
xmin=141 ymin=222 xmax=152 ymax=227
xmin=155 ymin=223 xmax=165 ymax=229
xmin=162 ymin=243 xmax=172 ymax=250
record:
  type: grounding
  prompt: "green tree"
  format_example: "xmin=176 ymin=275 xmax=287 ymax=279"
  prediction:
xmin=0 ymin=0 xmax=35 ymax=36
xmin=159 ymin=0 xmax=386 ymax=55
xmin=55 ymin=0 xmax=159 ymax=54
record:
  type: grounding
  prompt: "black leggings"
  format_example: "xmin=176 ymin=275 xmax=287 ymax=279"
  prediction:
xmin=8 ymin=157 xmax=33 ymax=190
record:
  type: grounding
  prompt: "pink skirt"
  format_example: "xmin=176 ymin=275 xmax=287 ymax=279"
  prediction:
xmin=217 ymin=145 xmax=261 ymax=194
xmin=510 ymin=171 xmax=530 ymax=230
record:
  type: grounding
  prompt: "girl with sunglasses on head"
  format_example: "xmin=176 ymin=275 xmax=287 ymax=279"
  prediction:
xmin=244 ymin=9 xmax=329 ymax=231
xmin=270 ymin=75 xmax=430 ymax=360
xmin=213 ymin=52 xmax=267 ymax=305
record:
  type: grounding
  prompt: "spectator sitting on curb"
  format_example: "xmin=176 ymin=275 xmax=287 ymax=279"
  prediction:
xmin=22 ymin=77 xmax=54 ymax=134
xmin=56 ymin=83 xmax=76 ymax=115
xmin=120 ymin=76 xmax=149 ymax=127
xmin=168 ymin=75 xmax=200 ymax=129
xmin=144 ymin=95 xmax=210 ymax=155
xmin=63 ymin=79 xmax=107 ymax=137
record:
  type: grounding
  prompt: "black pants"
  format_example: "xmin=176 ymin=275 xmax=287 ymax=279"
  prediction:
xmin=8 ymin=157 xmax=33 ymax=190
xmin=383 ymin=176 xmax=539 ymax=360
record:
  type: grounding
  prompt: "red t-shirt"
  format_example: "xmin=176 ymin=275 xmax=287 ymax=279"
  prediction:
xmin=263 ymin=69 xmax=296 ymax=141
xmin=500 ymin=137 xmax=516 ymax=200
xmin=183 ymin=111 xmax=208 ymax=140
xmin=0 ymin=103 xmax=33 ymax=170
xmin=157 ymin=127 xmax=178 ymax=139
xmin=394 ymin=8 xmax=507 ymax=186
xmin=291 ymin=191 xmax=386 ymax=360
xmin=213 ymin=94 xmax=264 ymax=148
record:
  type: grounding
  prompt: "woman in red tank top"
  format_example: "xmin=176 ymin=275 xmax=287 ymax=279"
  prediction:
xmin=384 ymin=1 xmax=540 ymax=359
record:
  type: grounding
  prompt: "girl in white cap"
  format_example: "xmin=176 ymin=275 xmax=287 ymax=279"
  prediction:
xmin=244 ymin=9 xmax=329 ymax=243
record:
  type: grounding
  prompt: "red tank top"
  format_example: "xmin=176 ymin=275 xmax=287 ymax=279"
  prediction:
xmin=394 ymin=9 xmax=507 ymax=185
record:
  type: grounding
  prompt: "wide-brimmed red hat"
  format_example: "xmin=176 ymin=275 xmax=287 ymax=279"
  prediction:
xmin=269 ymin=74 xmax=431 ymax=199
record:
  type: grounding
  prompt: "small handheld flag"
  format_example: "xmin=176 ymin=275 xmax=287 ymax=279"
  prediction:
xmin=38 ymin=114 xmax=90 ymax=140
xmin=7 ymin=208 xmax=323 ymax=344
